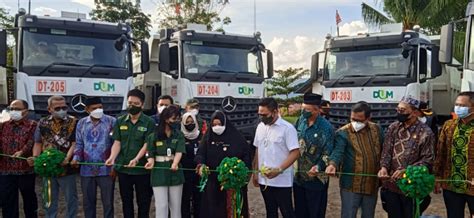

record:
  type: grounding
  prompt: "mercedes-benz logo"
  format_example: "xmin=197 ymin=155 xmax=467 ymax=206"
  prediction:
xmin=70 ymin=94 xmax=86 ymax=113
xmin=221 ymin=96 xmax=237 ymax=113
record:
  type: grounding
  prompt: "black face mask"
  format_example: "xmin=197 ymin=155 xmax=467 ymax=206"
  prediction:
xmin=260 ymin=114 xmax=274 ymax=125
xmin=128 ymin=106 xmax=142 ymax=115
xmin=397 ymin=113 xmax=410 ymax=122
xmin=185 ymin=123 xmax=196 ymax=131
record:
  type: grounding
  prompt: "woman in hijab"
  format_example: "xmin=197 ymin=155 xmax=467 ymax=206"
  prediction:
xmin=195 ymin=110 xmax=251 ymax=218
xmin=180 ymin=112 xmax=201 ymax=218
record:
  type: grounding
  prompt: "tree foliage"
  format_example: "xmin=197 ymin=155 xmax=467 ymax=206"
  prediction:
xmin=361 ymin=0 xmax=468 ymax=34
xmin=157 ymin=0 xmax=231 ymax=31
xmin=0 ymin=8 xmax=13 ymax=29
xmin=90 ymin=1 xmax=152 ymax=44
xmin=266 ymin=67 xmax=308 ymax=99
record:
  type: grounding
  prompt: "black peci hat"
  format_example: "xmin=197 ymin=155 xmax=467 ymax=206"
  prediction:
xmin=85 ymin=97 xmax=102 ymax=107
xmin=303 ymin=93 xmax=322 ymax=106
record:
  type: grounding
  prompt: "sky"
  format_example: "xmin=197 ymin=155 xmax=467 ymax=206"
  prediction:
xmin=0 ymin=0 xmax=381 ymax=70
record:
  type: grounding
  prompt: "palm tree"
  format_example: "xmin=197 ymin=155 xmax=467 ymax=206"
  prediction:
xmin=361 ymin=0 xmax=468 ymax=61
xmin=361 ymin=0 xmax=468 ymax=34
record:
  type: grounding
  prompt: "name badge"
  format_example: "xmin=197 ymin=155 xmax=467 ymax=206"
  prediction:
xmin=137 ymin=126 xmax=147 ymax=132
xmin=156 ymin=141 xmax=163 ymax=147
xmin=120 ymin=125 xmax=128 ymax=130
xmin=171 ymin=139 xmax=178 ymax=144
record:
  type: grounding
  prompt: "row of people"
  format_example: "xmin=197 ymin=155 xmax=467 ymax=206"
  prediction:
xmin=0 ymin=90 xmax=473 ymax=218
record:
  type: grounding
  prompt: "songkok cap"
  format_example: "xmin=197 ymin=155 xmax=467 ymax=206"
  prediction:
xmin=85 ymin=97 xmax=102 ymax=107
xmin=303 ymin=93 xmax=322 ymax=106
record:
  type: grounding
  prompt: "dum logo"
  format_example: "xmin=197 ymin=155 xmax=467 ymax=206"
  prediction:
xmin=373 ymin=89 xmax=394 ymax=100
xmin=94 ymin=82 xmax=115 ymax=92
xmin=238 ymin=86 xmax=254 ymax=95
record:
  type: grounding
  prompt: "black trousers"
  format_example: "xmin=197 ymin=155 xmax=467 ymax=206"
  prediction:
xmin=259 ymin=185 xmax=295 ymax=218
xmin=0 ymin=174 xmax=38 ymax=218
xmin=380 ymin=188 xmax=431 ymax=218
xmin=293 ymin=182 xmax=328 ymax=218
xmin=443 ymin=189 xmax=474 ymax=218
xmin=117 ymin=172 xmax=153 ymax=218
xmin=181 ymin=170 xmax=201 ymax=218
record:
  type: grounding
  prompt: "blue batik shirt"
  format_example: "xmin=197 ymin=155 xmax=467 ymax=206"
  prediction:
xmin=73 ymin=115 xmax=116 ymax=177
xmin=294 ymin=115 xmax=335 ymax=190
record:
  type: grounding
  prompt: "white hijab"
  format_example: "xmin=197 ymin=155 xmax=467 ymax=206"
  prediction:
xmin=181 ymin=112 xmax=200 ymax=140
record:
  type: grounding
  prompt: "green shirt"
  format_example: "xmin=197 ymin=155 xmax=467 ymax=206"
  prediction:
xmin=112 ymin=113 xmax=155 ymax=175
xmin=147 ymin=129 xmax=186 ymax=186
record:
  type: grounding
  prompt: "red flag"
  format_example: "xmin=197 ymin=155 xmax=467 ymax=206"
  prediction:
xmin=336 ymin=10 xmax=342 ymax=25
xmin=175 ymin=3 xmax=181 ymax=15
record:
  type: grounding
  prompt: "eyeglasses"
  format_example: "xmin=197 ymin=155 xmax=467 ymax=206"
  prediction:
xmin=52 ymin=106 xmax=68 ymax=111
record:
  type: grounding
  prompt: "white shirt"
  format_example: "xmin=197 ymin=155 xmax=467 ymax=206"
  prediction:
xmin=253 ymin=117 xmax=299 ymax=187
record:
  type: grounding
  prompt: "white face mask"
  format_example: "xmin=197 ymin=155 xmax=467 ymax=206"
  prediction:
xmin=158 ymin=106 xmax=167 ymax=114
xmin=418 ymin=116 xmax=427 ymax=124
xmin=190 ymin=109 xmax=199 ymax=116
xmin=212 ymin=125 xmax=226 ymax=135
xmin=53 ymin=109 xmax=67 ymax=119
xmin=351 ymin=121 xmax=366 ymax=132
xmin=9 ymin=110 xmax=23 ymax=121
xmin=90 ymin=108 xmax=104 ymax=119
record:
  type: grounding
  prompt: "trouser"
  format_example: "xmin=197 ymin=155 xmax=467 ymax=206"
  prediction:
xmin=259 ymin=185 xmax=295 ymax=218
xmin=340 ymin=189 xmax=377 ymax=218
xmin=81 ymin=176 xmax=115 ymax=218
xmin=293 ymin=182 xmax=328 ymax=218
xmin=380 ymin=188 xmax=431 ymax=218
xmin=181 ymin=171 xmax=201 ymax=218
xmin=0 ymin=174 xmax=38 ymax=218
xmin=117 ymin=172 xmax=152 ymax=218
xmin=443 ymin=189 xmax=474 ymax=218
xmin=153 ymin=185 xmax=183 ymax=218
xmin=46 ymin=174 xmax=78 ymax=218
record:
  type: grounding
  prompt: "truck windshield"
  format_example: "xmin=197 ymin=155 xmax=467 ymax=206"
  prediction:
xmin=21 ymin=29 xmax=129 ymax=73
xmin=182 ymin=41 xmax=260 ymax=75
xmin=325 ymin=47 xmax=411 ymax=80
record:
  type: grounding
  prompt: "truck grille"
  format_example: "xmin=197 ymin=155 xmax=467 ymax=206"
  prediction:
xmin=328 ymin=103 xmax=398 ymax=130
xmin=195 ymin=97 xmax=260 ymax=139
xmin=32 ymin=95 xmax=124 ymax=118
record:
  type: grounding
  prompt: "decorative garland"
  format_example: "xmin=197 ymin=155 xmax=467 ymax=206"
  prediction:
xmin=34 ymin=148 xmax=66 ymax=209
xmin=397 ymin=165 xmax=435 ymax=218
xmin=197 ymin=164 xmax=210 ymax=192
xmin=216 ymin=157 xmax=250 ymax=217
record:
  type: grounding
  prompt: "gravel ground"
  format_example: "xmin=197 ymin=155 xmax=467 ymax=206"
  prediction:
xmin=5 ymin=176 xmax=471 ymax=217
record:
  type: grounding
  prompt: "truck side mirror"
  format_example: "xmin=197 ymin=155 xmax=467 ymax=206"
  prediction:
xmin=0 ymin=29 xmax=7 ymax=67
xmin=159 ymin=43 xmax=170 ymax=74
xmin=310 ymin=53 xmax=318 ymax=80
xmin=439 ymin=23 xmax=454 ymax=64
xmin=431 ymin=46 xmax=442 ymax=78
xmin=140 ymin=41 xmax=149 ymax=73
xmin=266 ymin=50 xmax=273 ymax=79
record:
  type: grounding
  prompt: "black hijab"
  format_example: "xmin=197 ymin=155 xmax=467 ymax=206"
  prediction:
xmin=206 ymin=110 xmax=246 ymax=146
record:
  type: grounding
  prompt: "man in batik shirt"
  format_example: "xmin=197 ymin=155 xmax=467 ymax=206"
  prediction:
xmin=377 ymin=96 xmax=435 ymax=218
xmin=293 ymin=93 xmax=334 ymax=218
xmin=435 ymin=91 xmax=474 ymax=218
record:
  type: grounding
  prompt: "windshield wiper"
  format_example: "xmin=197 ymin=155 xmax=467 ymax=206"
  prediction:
xmin=81 ymin=64 xmax=124 ymax=77
xmin=199 ymin=69 xmax=236 ymax=80
xmin=329 ymin=75 xmax=371 ymax=87
xmin=38 ymin=62 xmax=89 ymax=76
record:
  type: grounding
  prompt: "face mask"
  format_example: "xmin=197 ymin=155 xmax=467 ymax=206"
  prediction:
xmin=158 ymin=106 xmax=167 ymax=114
xmin=212 ymin=125 xmax=226 ymax=135
xmin=90 ymin=108 xmax=104 ymax=119
xmin=190 ymin=109 xmax=199 ymax=116
xmin=260 ymin=114 xmax=274 ymax=125
xmin=184 ymin=123 xmax=196 ymax=131
xmin=128 ymin=106 xmax=141 ymax=115
xmin=397 ymin=113 xmax=410 ymax=123
xmin=302 ymin=110 xmax=312 ymax=118
xmin=169 ymin=121 xmax=180 ymax=130
xmin=455 ymin=106 xmax=470 ymax=119
xmin=52 ymin=109 xmax=67 ymax=119
xmin=9 ymin=110 xmax=23 ymax=121
xmin=351 ymin=121 xmax=366 ymax=132
xmin=418 ymin=116 xmax=427 ymax=123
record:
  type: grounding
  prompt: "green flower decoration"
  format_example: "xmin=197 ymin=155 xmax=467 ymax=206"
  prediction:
xmin=217 ymin=157 xmax=250 ymax=217
xmin=397 ymin=165 xmax=435 ymax=217
xmin=34 ymin=148 xmax=66 ymax=178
